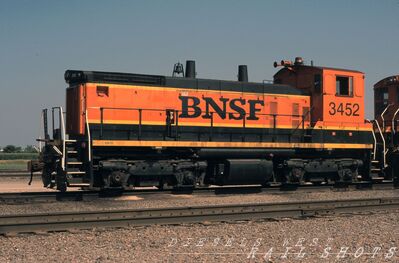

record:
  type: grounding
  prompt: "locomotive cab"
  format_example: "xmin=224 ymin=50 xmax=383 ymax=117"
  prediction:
xmin=374 ymin=75 xmax=399 ymax=134
xmin=272 ymin=58 xmax=377 ymax=183
xmin=273 ymin=57 xmax=366 ymax=128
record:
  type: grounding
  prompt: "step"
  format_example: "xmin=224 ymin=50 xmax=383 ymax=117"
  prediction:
xmin=68 ymin=162 xmax=83 ymax=165
xmin=370 ymin=168 xmax=381 ymax=172
xmin=382 ymin=180 xmax=393 ymax=183
xmin=67 ymin=150 xmax=78 ymax=154
xmin=65 ymin=139 xmax=77 ymax=143
xmin=66 ymin=171 xmax=85 ymax=175
xmin=371 ymin=176 xmax=385 ymax=181
xmin=68 ymin=183 xmax=90 ymax=187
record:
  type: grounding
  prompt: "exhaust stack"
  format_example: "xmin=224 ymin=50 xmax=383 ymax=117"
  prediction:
xmin=238 ymin=65 xmax=248 ymax=82
xmin=185 ymin=60 xmax=196 ymax=78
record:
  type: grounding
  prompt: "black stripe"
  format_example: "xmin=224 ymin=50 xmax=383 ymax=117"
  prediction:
xmin=89 ymin=124 xmax=373 ymax=145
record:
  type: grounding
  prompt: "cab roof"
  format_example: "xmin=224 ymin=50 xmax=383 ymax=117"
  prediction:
xmin=274 ymin=65 xmax=364 ymax=75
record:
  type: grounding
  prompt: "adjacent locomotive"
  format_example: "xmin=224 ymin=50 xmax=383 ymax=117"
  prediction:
xmin=32 ymin=57 xmax=394 ymax=192
xmin=372 ymin=75 xmax=399 ymax=183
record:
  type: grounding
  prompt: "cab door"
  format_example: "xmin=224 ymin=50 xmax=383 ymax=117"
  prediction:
xmin=323 ymin=70 xmax=364 ymax=125
xmin=66 ymin=85 xmax=83 ymax=135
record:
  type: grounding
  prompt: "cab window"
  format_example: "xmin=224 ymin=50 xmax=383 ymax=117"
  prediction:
xmin=336 ymin=76 xmax=353 ymax=96
xmin=383 ymin=91 xmax=389 ymax=106
xmin=374 ymin=88 xmax=388 ymax=116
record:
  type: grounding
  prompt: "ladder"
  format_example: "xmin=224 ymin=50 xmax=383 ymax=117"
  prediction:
xmin=370 ymin=120 xmax=386 ymax=182
xmin=64 ymin=139 xmax=89 ymax=187
xmin=40 ymin=107 xmax=91 ymax=191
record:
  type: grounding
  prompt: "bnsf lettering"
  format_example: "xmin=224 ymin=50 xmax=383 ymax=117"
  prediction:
xmin=229 ymin=98 xmax=246 ymax=120
xmin=179 ymin=96 xmax=201 ymax=118
xmin=179 ymin=96 xmax=265 ymax=120
xmin=202 ymin=97 xmax=229 ymax=119
xmin=247 ymin=99 xmax=264 ymax=120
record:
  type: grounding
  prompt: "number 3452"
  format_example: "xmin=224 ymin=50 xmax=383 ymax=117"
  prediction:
xmin=328 ymin=102 xmax=360 ymax=116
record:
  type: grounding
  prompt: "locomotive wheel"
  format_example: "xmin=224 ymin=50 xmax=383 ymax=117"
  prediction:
xmin=109 ymin=171 xmax=125 ymax=187
xmin=196 ymin=172 xmax=208 ymax=187
xmin=158 ymin=176 xmax=165 ymax=190
xmin=174 ymin=170 xmax=195 ymax=187
xmin=102 ymin=171 xmax=129 ymax=188
xmin=182 ymin=170 xmax=195 ymax=186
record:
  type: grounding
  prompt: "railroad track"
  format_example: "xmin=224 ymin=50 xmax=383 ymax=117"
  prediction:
xmin=0 ymin=197 xmax=398 ymax=235
xmin=0 ymin=182 xmax=396 ymax=204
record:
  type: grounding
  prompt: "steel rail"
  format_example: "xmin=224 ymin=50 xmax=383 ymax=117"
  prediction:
xmin=0 ymin=182 xmax=396 ymax=204
xmin=0 ymin=197 xmax=398 ymax=235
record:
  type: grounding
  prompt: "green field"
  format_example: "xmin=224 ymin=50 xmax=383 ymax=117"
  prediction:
xmin=0 ymin=160 xmax=30 ymax=170
xmin=0 ymin=153 xmax=38 ymax=171
xmin=0 ymin=153 xmax=38 ymax=160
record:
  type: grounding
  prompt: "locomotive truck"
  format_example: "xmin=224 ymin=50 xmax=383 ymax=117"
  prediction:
xmin=29 ymin=57 xmax=398 ymax=192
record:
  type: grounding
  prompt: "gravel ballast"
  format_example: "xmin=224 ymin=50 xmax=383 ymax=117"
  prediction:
xmin=0 ymin=211 xmax=398 ymax=262
xmin=1 ymin=178 xmax=398 ymax=262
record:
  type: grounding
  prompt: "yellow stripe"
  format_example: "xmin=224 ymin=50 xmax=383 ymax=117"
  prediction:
xmin=92 ymin=140 xmax=373 ymax=149
xmin=88 ymin=82 xmax=309 ymax=99
xmin=88 ymin=119 xmax=372 ymax=131
xmin=312 ymin=126 xmax=371 ymax=131
xmin=89 ymin=119 xmax=296 ymax=129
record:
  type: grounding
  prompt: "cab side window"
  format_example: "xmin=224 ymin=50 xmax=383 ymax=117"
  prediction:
xmin=96 ymin=85 xmax=109 ymax=97
xmin=336 ymin=76 xmax=353 ymax=96
xmin=375 ymin=88 xmax=388 ymax=116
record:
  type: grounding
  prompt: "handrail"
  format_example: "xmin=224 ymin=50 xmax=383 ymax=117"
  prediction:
xmin=381 ymin=104 xmax=392 ymax=132
xmin=91 ymin=106 xmax=313 ymax=143
xmin=38 ymin=110 xmax=44 ymax=153
xmin=60 ymin=107 xmax=66 ymax=171
xmin=85 ymin=110 xmax=92 ymax=162
xmin=291 ymin=107 xmax=313 ymax=137
xmin=50 ymin=107 xmax=66 ymax=171
xmin=366 ymin=119 xmax=377 ymax=160
xmin=94 ymin=107 xmax=309 ymax=139
xmin=93 ymin=106 xmax=305 ymax=119
xmin=392 ymin=106 xmax=399 ymax=134
xmin=374 ymin=120 xmax=386 ymax=167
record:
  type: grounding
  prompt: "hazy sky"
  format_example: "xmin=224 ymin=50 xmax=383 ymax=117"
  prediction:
xmin=1 ymin=0 xmax=398 ymax=146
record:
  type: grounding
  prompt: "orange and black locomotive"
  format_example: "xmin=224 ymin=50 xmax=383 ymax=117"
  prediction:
xmin=31 ymin=57 xmax=396 ymax=192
